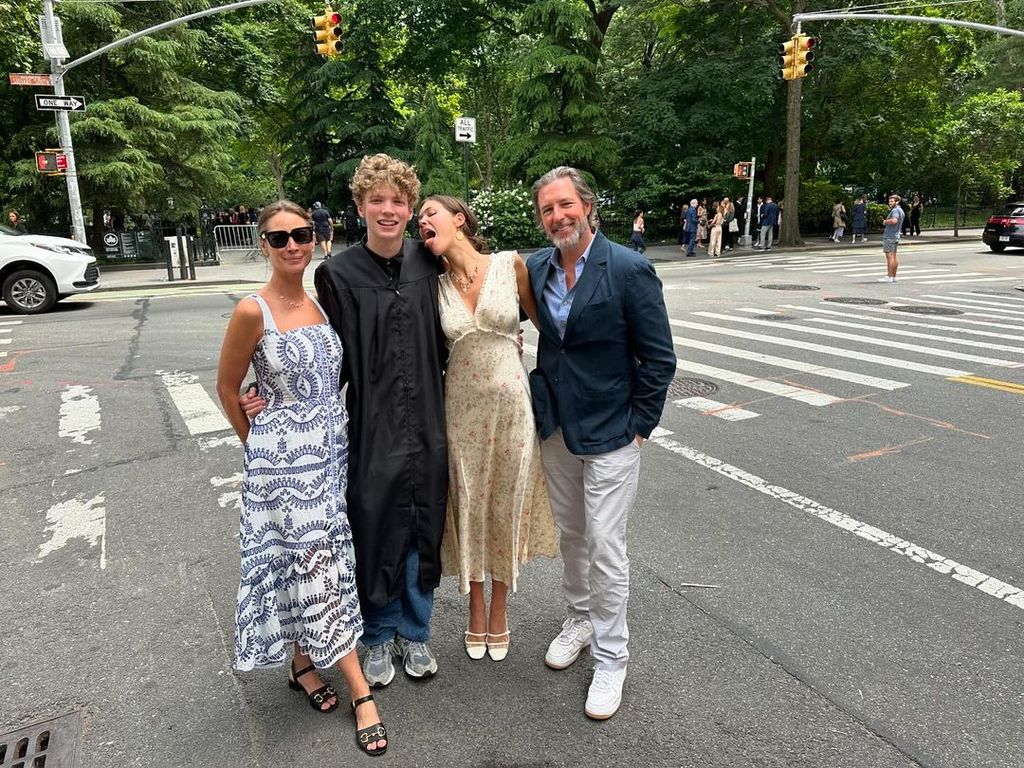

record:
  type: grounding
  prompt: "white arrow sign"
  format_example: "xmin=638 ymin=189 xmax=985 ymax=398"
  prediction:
xmin=35 ymin=94 xmax=87 ymax=112
xmin=455 ymin=116 xmax=476 ymax=144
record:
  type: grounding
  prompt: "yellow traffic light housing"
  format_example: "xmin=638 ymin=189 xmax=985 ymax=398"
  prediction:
xmin=313 ymin=7 xmax=343 ymax=58
xmin=780 ymin=34 xmax=816 ymax=80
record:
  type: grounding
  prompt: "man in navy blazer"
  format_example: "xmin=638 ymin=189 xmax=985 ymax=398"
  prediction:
xmin=527 ymin=166 xmax=676 ymax=720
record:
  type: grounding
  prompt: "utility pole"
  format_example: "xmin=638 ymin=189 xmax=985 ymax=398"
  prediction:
xmin=41 ymin=0 xmax=86 ymax=243
xmin=34 ymin=0 xmax=281 ymax=246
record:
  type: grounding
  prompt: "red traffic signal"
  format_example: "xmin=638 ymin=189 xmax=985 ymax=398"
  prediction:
xmin=313 ymin=8 xmax=343 ymax=57
xmin=35 ymin=151 xmax=67 ymax=173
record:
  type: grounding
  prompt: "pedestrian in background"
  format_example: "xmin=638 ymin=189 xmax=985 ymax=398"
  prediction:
xmin=910 ymin=193 xmax=924 ymax=236
xmin=900 ymin=197 xmax=911 ymax=236
xmin=831 ymin=199 xmax=847 ymax=242
xmin=216 ymin=200 xmax=387 ymax=756
xmin=851 ymin=196 xmax=868 ymax=243
xmin=708 ymin=200 xmax=724 ymax=257
xmin=756 ymin=195 xmax=779 ymax=250
xmin=685 ymin=198 xmax=698 ymax=257
xmin=696 ymin=200 xmax=708 ymax=250
xmin=678 ymin=201 xmax=690 ymax=252
xmin=880 ymin=193 xmax=906 ymax=283
xmin=7 ymin=210 xmax=28 ymax=234
xmin=311 ymin=201 xmax=334 ymax=259
xmin=721 ymin=197 xmax=735 ymax=251
xmin=630 ymin=209 xmax=647 ymax=253
xmin=527 ymin=166 xmax=676 ymax=720
xmin=417 ymin=194 xmax=558 ymax=664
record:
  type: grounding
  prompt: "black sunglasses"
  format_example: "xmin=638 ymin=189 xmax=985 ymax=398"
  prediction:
xmin=261 ymin=226 xmax=314 ymax=248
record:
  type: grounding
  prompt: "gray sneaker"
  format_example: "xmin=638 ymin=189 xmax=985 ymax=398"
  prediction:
xmin=396 ymin=637 xmax=438 ymax=678
xmin=362 ymin=641 xmax=398 ymax=688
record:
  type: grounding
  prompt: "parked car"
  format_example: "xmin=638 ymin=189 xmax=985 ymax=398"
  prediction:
xmin=0 ymin=225 xmax=100 ymax=314
xmin=982 ymin=202 xmax=1024 ymax=252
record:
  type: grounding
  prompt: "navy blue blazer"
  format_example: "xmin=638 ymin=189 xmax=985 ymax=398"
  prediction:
xmin=527 ymin=231 xmax=677 ymax=455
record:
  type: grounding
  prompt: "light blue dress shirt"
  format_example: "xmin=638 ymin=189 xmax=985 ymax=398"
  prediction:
xmin=542 ymin=237 xmax=596 ymax=339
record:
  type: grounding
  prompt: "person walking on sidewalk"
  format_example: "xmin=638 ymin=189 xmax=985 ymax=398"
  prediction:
xmin=851 ymin=195 xmax=868 ymax=243
xmin=707 ymin=201 xmax=724 ymax=257
xmin=910 ymin=193 xmax=924 ymax=236
xmin=311 ymin=201 xmax=334 ymax=259
xmin=527 ymin=166 xmax=676 ymax=720
xmin=831 ymin=200 xmax=847 ymax=242
xmin=684 ymin=199 xmax=698 ymax=257
xmin=630 ymin=209 xmax=647 ymax=254
xmin=880 ymin=194 xmax=906 ymax=283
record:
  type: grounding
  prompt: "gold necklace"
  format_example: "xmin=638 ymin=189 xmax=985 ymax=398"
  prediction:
xmin=278 ymin=293 xmax=306 ymax=309
xmin=451 ymin=263 xmax=478 ymax=293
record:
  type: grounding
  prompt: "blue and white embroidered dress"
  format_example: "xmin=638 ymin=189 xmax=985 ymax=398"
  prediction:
xmin=234 ymin=294 xmax=362 ymax=671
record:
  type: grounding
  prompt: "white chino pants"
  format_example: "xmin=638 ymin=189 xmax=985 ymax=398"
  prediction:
xmin=541 ymin=429 xmax=641 ymax=670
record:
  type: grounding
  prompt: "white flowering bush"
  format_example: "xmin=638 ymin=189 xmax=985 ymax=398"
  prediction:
xmin=471 ymin=187 xmax=547 ymax=251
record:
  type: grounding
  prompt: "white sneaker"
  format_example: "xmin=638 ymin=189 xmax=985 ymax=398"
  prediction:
xmin=877 ymin=276 xmax=892 ymax=283
xmin=544 ymin=617 xmax=593 ymax=669
xmin=585 ymin=666 xmax=627 ymax=720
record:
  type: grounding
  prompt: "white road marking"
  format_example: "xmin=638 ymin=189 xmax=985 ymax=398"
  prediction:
xmin=0 ymin=319 xmax=24 ymax=325
xmin=674 ymin=335 xmax=909 ymax=390
xmin=159 ymin=370 xmax=232 ymax=435
xmin=894 ymin=296 xmax=1024 ymax=318
xmin=677 ymin=359 xmax=842 ymax=405
xmin=199 ymin=434 xmax=240 ymax=451
xmin=211 ymin=473 xmax=243 ymax=512
xmin=780 ymin=261 xmax=873 ymax=271
xmin=694 ymin=311 xmax=1023 ymax=368
xmin=927 ymin=293 xmax=1024 ymax=310
xmin=58 ymin=385 xmax=101 ymax=445
xmin=36 ymin=494 xmax=107 ymax=569
xmin=674 ymin=396 xmax=760 ymax=420
xmin=649 ymin=433 xmax=1024 ymax=612
xmin=949 ymin=291 xmax=1024 ymax=304
xmin=916 ymin=277 xmax=1016 ymax=285
xmin=0 ymin=339 xmax=11 ymax=345
xmin=670 ymin=319 xmax=968 ymax=377
xmin=0 ymin=405 xmax=22 ymax=420
xmin=735 ymin=308 xmax=1024 ymax=354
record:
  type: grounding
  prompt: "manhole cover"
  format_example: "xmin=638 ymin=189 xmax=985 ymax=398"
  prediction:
xmin=755 ymin=314 xmax=796 ymax=321
xmin=758 ymin=284 xmax=820 ymax=291
xmin=667 ymin=377 xmax=719 ymax=398
xmin=0 ymin=711 xmax=81 ymax=768
xmin=890 ymin=305 xmax=964 ymax=315
xmin=824 ymin=297 xmax=888 ymax=305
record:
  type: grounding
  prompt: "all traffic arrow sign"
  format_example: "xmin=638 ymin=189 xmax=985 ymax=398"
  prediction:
xmin=35 ymin=94 xmax=87 ymax=112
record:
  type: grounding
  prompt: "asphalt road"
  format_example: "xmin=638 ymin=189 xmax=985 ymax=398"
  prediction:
xmin=2 ymin=239 xmax=1023 ymax=768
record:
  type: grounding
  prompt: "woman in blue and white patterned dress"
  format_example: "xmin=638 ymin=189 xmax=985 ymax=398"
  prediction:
xmin=217 ymin=201 xmax=387 ymax=756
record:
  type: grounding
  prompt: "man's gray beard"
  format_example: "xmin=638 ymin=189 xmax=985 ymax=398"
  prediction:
xmin=551 ymin=220 xmax=587 ymax=252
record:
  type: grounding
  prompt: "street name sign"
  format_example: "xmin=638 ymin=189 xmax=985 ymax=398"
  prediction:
xmin=35 ymin=94 xmax=87 ymax=112
xmin=455 ymin=116 xmax=477 ymax=144
xmin=9 ymin=73 xmax=53 ymax=87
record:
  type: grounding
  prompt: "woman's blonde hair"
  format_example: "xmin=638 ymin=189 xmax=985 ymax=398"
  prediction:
xmin=350 ymin=153 xmax=421 ymax=208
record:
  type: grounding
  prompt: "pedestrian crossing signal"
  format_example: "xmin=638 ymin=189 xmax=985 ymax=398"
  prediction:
xmin=312 ymin=7 xmax=343 ymax=58
xmin=779 ymin=34 xmax=816 ymax=80
xmin=35 ymin=150 xmax=67 ymax=174
xmin=733 ymin=162 xmax=752 ymax=179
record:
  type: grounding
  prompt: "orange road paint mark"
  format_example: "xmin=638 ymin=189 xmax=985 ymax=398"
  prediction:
xmin=847 ymin=437 xmax=935 ymax=463
xmin=0 ymin=350 xmax=30 ymax=373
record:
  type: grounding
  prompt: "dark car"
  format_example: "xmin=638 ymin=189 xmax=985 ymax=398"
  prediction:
xmin=982 ymin=202 xmax=1024 ymax=252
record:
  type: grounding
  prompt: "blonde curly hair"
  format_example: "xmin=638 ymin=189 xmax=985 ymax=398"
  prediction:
xmin=350 ymin=153 xmax=421 ymax=209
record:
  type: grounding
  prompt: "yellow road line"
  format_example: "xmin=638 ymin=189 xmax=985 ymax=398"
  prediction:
xmin=949 ymin=375 xmax=1024 ymax=394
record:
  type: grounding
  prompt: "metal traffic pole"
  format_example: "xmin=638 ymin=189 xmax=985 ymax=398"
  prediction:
xmin=42 ymin=0 xmax=86 ymax=244
xmin=743 ymin=156 xmax=756 ymax=246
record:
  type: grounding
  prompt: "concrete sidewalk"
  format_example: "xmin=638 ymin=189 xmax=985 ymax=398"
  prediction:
xmin=94 ymin=228 xmax=985 ymax=292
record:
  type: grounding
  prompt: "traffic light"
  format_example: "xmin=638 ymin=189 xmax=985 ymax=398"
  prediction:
xmin=312 ymin=7 xmax=342 ymax=58
xmin=779 ymin=34 xmax=816 ymax=80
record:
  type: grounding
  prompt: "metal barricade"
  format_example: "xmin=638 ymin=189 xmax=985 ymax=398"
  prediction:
xmin=213 ymin=224 xmax=261 ymax=262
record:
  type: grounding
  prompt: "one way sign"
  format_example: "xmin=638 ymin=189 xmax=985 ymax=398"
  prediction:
xmin=35 ymin=94 xmax=87 ymax=112
xmin=455 ymin=116 xmax=476 ymax=144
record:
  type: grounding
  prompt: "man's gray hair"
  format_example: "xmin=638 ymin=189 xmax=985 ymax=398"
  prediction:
xmin=531 ymin=166 xmax=600 ymax=228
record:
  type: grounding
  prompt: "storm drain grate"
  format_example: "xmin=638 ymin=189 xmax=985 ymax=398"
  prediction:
xmin=667 ymin=377 xmax=719 ymax=398
xmin=0 ymin=711 xmax=81 ymax=768
xmin=754 ymin=314 xmax=796 ymax=321
xmin=890 ymin=305 xmax=964 ymax=316
xmin=824 ymin=297 xmax=888 ymax=306
xmin=759 ymin=284 xmax=820 ymax=291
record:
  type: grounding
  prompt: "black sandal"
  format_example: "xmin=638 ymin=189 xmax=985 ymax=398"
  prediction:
xmin=288 ymin=661 xmax=339 ymax=713
xmin=352 ymin=694 xmax=388 ymax=756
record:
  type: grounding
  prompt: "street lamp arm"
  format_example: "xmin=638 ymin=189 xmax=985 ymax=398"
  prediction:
xmin=793 ymin=11 xmax=1024 ymax=40
xmin=60 ymin=0 xmax=283 ymax=74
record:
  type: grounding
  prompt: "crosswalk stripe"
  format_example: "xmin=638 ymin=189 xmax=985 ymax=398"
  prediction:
xmin=694 ymin=311 xmax=1023 ymax=368
xmin=0 ymin=328 xmax=11 ymax=334
xmin=674 ymin=334 xmax=909 ymax=390
xmin=836 ymin=269 xmax=959 ymax=277
xmin=0 ymin=320 xmax=23 ymax=326
xmin=950 ymin=375 xmax=1024 ymax=395
xmin=58 ymin=385 xmax=101 ymax=445
xmin=949 ymin=291 xmax=1024 ymax=304
xmin=925 ymin=293 xmax=1024 ymax=310
xmin=676 ymin=359 xmax=842 ymax=405
xmin=778 ymin=304 xmax=1024 ymax=343
xmin=738 ymin=308 xmax=1024 ymax=354
xmin=0 ymin=339 xmax=11 ymax=345
xmin=781 ymin=262 xmax=877 ymax=272
xmin=673 ymin=396 xmax=760 ymax=420
xmin=669 ymin=318 xmax=968 ymax=377
xmin=896 ymin=296 xmax=1024 ymax=318
xmin=916 ymin=277 xmax=1016 ymax=285
xmin=158 ymin=370 xmax=232 ymax=435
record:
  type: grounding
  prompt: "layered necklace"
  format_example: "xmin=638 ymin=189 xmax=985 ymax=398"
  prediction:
xmin=450 ymin=262 xmax=479 ymax=293
xmin=278 ymin=292 xmax=307 ymax=309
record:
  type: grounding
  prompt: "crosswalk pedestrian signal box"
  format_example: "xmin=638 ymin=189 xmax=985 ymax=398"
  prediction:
xmin=733 ymin=162 xmax=752 ymax=179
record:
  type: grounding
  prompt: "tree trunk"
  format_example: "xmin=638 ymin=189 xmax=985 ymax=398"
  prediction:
xmin=267 ymin=150 xmax=284 ymax=200
xmin=779 ymin=77 xmax=803 ymax=247
xmin=954 ymin=177 xmax=962 ymax=237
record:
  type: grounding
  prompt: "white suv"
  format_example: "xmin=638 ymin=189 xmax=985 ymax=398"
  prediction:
xmin=0 ymin=225 xmax=100 ymax=314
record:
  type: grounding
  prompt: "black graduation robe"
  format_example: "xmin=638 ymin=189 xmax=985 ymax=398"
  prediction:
xmin=314 ymin=239 xmax=449 ymax=610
